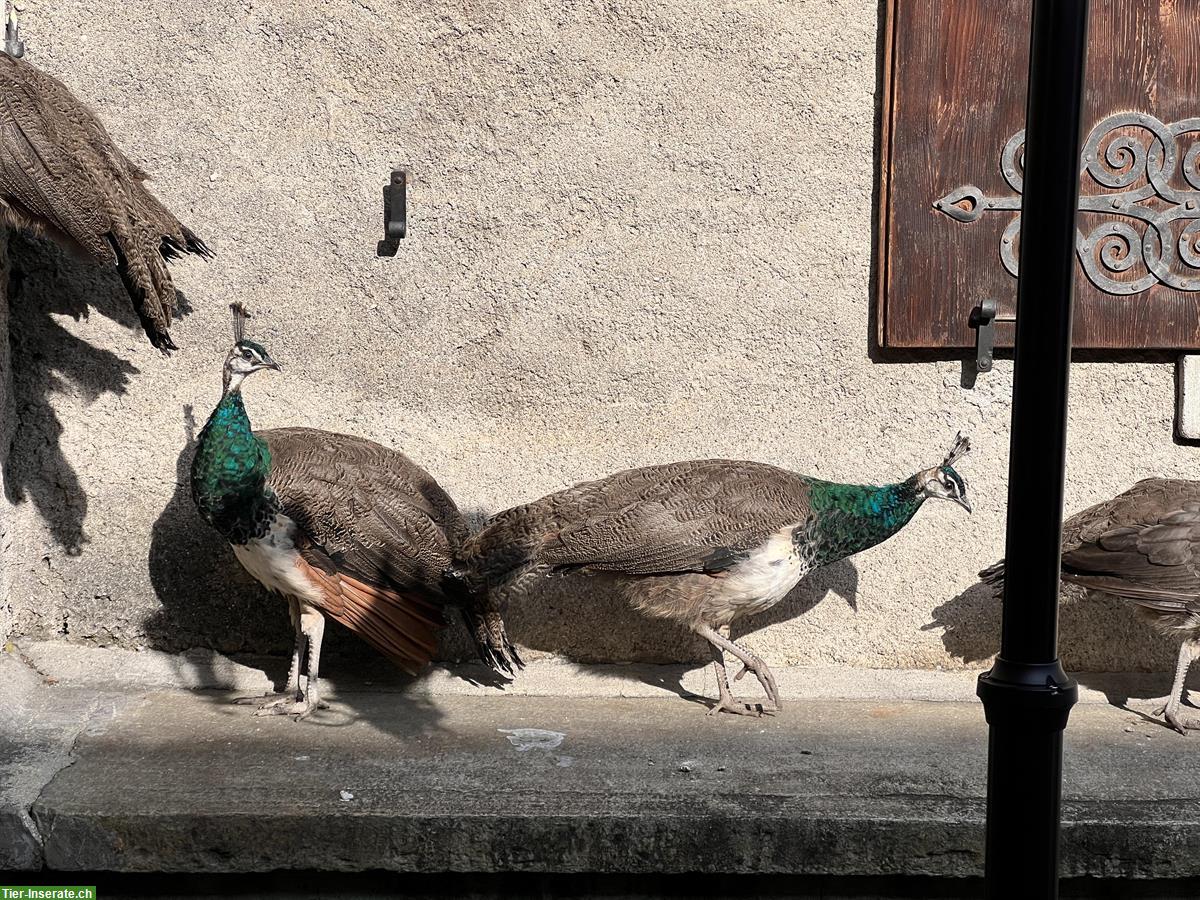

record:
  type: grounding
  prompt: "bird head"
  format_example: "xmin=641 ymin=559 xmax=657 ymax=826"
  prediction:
xmin=223 ymin=303 xmax=281 ymax=393
xmin=917 ymin=432 xmax=971 ymax=513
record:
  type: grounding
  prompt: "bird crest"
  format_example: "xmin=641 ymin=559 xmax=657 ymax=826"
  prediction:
xmin=230 ymin=302 xmax=250 ymax=344
xmin=942 ymin=432 xmax=970 ymax=469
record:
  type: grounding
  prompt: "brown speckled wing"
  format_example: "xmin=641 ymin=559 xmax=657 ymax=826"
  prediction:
xmin=1061 ymin=479 xmax=1200 ymax=550
xmin=261 ymin=427 xmax=467 ymax=603
xmin=0 ymin=53 xmax=210 ymax=349
xmin=1059 ymin=479 xmax=1200 ymax=610
xmin=461 ymin=459 xmax=812 ymax=582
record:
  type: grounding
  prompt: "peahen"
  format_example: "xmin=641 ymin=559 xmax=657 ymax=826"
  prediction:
xmin=0 ymin=29 xmax=211 ymax=351
xmin=191 ymin=304 xmax=519 ymax=718
xmin=451 ymin=435 xmax=971 ymax=716
xmin=981 ymin=479 xmax=1200 ymax=735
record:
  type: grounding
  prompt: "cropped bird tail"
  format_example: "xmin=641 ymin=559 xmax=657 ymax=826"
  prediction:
xmin=161 ymin=225 xmax=214 ymax=261
xmin=443 ymin=565 xmax=523 ymax=677
xmin=978 ymin=559 xmax=1006 ymax=586
xmin=109 ymin=235 xmax=177 ymax=352
xmin=462 ymin=602 xmax=524 ymax=677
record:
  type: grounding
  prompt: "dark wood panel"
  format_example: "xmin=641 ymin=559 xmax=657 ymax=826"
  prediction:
xmin=879 ymin=0 xmax=1200 ymax=350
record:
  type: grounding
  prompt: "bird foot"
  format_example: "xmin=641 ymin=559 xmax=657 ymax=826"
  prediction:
xmin=1153 ymin=705 xmax=1200 ymax=735
xmin=732 ymin=658 xmax=783 ymax=710
xmin=707 ymin=696 xmax=767 ymax=717
xmin=234 ymin=691 xmax=327 ymax=719
xmin=233 ymin=691 xmax=300 ymax=707
xmin=252 ymin=697 xmax=329 ymax=720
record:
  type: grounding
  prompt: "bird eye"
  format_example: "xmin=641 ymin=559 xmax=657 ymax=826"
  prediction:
xmin=241 ymin=348 xmax=252 ymax=359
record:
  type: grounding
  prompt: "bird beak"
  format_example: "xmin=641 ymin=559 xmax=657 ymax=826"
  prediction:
xmin=955 ymin=496 xmax=972 ymax=514
xmin=262 ymin=355 xmax=282 ymax=372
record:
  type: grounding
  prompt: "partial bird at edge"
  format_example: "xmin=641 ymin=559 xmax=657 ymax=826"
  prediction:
xmin=0 ymin=49 xmax=212 ymax=352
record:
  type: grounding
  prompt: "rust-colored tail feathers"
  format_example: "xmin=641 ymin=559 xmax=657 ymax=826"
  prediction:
xmin=298 ymin=556 xmax=443 ymax=675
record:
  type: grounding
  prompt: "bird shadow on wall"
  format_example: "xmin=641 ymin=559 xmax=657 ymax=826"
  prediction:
xmin=3 ymin=231 xmax=149 ymax=554
xmin=732 ymin=558 xmax=859 ymax=643
xmin=927 ymin=576 xmax=1180 ymax=714
xmin=502 ymin=558 xmax=859 ymax=702
xmin=144 ymin=405 xmax=291 ymax=656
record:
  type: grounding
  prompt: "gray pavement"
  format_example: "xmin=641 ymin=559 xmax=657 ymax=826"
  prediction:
xmin=4 ymin=644 xmax=1200 ymax=880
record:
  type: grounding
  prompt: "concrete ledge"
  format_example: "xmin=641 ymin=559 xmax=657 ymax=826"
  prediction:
xmin=5 ymin=645 xmax=1200 ymax=879
xmin=30 ymin=692 xmax=990 ymax=875
xmin=13 ymin=639 xmax=1180 ymax=704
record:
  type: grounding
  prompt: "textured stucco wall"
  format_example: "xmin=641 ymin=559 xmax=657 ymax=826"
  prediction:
xmin=1 ymin=0 xmax=1188 ymax=675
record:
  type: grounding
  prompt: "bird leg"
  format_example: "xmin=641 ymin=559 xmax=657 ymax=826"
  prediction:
xmin=300 ymin=609 xmax=328 ymax=717
xmin=695 ymin=624 xmax=781 ymax=711
xmin=255 ymin=606 xmax=329 ymax=720
xmin=1153 ymin=638 xmax=1200 ymax=735
xmin=235 ymin=598 xmax=305 ymax=710
xmin=704 ymin=641 xmax=764 ymax=717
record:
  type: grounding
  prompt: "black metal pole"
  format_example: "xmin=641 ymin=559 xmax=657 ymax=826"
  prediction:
xmin=975 ymin=1 xmax=1089 ymax=897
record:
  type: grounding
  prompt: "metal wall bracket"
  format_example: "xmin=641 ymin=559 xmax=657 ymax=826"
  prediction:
xmin=4 ymin=1 xmax=25 ymax=58
xmin=378 ymin=169 xmax=407 ymax=257
xmin=965 ymin=299 xmax=1015 ymax=386
xmin=1176 ymin=355 xmax=1200 ymax=441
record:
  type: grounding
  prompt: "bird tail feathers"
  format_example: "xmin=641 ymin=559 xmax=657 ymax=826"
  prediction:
xmin=442 ymin=566 xmax=523 ymax=677
xmin=296 ymin=556 xmax=443 ymax=675
xmin=461 ymin=603 xmax=524 ymax=677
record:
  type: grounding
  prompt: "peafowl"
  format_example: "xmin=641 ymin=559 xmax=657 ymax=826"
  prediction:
xmin=451 ymin=435 xmax=971 ymax=716
xmin=191 ymin=304 xmax=519 ymax=718
xmin=0 ymin=27 xmax=210 ymax=351
xmin=981 ymin=479 xmax=1200 ymax=735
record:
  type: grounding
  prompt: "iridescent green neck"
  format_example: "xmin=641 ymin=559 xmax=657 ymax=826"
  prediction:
xmin=190 ymin=389 xmax=274 ymax=542
xmin=802 ymin=476 xmax=925 ymax=566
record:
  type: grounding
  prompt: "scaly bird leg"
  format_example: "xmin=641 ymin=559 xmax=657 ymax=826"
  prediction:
xmin=1153 ymin=638 xmax=1200 ymax=735
xmin=236 ymin=597 xmax=305 ymax=710
xmin=703 ymin=640 xmax=764 ymax=717
xmin=256 ymin=605 xmax=329 ymax=720
xmin=695 ymin=624 xmax=781 ymax=710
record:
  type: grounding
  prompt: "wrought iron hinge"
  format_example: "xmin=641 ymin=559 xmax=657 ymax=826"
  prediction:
xmin=968 ymin=299 xmax=1015 ymax=379
xmin=934 ymin=113 xmax=1200 ymax=297
xmin=4 ymin=0 xmax=25 ymax=58
xmin=378 ymin=169 xmax=407 ymax=257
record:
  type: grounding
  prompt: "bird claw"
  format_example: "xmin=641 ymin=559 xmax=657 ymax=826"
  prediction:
xmin=732 ymin=658 xmax=782 ymax=710
xmin=1155 ymin=706 xmax=1200 ymax=735
xmin=707 ymin=696 xmax=766 ymax=717
xmin=251 ymin=698 xmax=329 ymax=720
xmin=235 ymin=691 xmax=327 ymax=720
xmin=233 ymin=691 xmax=299 ymax=707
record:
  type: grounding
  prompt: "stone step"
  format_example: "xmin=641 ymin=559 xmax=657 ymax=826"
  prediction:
xmin=3 ymin=655 xmax=1196 ymax=881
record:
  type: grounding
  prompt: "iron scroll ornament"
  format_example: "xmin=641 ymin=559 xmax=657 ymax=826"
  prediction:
xmin=934 ymin=112 xmax=1200 ymax=295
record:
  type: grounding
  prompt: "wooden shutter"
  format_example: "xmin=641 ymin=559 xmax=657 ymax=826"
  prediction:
xmin=877 ymin=0 xmax=1200 ymax=350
